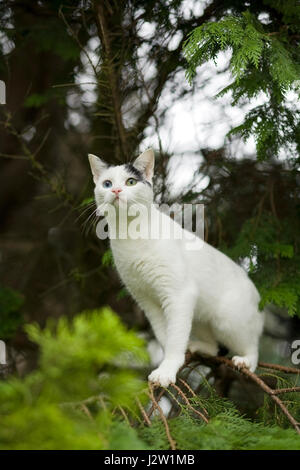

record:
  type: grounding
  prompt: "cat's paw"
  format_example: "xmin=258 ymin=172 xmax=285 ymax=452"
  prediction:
xmin=148 ymin=366 xmax=177 ymax=388
xmin=232 ymin=354 xmax=257 ymax=372
xmin=232 ymin=355 xmax=251 ymax=370
xmin=148 ymin=357 xmax=184 ymax=387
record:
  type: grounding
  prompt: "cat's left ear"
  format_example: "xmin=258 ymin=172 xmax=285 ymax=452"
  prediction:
xmin=133 ymin=149 xmax=155 ymax=183
xmin=88 ymin=154 xmax=107 ymax=184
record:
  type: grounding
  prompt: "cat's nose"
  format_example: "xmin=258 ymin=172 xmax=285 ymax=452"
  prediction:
xmin=111 ymin=188 xmax=123 ymax=194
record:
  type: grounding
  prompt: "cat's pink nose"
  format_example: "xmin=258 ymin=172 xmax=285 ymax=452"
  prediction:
xmin=111 ymin=188 xmax=122 ymax=194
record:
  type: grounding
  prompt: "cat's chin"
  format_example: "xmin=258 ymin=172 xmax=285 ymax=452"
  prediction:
xmin=113 ymin=198 xmax=128 ymax=209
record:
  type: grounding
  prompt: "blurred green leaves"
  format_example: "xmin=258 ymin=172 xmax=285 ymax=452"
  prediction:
xmin=0 ymin=307 xmax=149 ymax=449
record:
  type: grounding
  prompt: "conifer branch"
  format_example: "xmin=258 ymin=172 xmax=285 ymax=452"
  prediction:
xmin=143 ymin=353 xmax=300 ymax=440
xmin=171 ymin=383 xmax=209 ymax=423
xmin=185 ymin=353 xmax=300 ymax=435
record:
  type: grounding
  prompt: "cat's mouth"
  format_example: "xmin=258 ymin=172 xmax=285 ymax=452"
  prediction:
xmin=112 ymin=195 xmax=126 ymax=206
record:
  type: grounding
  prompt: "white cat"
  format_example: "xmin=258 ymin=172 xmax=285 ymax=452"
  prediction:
xmin=88 ymin=148 xmax=264 ymax=387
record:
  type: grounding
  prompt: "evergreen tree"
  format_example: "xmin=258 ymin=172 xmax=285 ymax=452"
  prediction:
xmin=1 ymin=0 xmax=300 ymax=451
xmin=184 ymin=1 xmax=300 ymax=319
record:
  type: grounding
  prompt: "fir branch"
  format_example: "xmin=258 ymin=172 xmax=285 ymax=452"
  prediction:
xmin=185 ymin=353 xmax=300 ymax=435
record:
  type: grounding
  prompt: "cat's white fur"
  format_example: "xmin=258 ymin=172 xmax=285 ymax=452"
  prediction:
xmin=88 ymin=149 xmax=264 ymax=387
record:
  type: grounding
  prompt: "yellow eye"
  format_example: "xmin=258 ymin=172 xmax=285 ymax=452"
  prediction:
xmin=126 ymin=178 xmax=137 ymax=186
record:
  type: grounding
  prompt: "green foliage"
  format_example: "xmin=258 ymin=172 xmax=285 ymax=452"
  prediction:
xmin=197 ymin=152 xmax=300 ymax=319
xmin=117 ymin=287 xmax=130 ymax=300
xmin=108 ymin=420 xmax=149 ymax=450
xmin=257 ymin=372 xmax=300 ymax=429
xmin=31 ymin=19 xmax=80 ymax=61
xmin=1 ymin=0 xmax=300 ymax=451
xmin=139 ymin=385 xmax=300 ymax=450
xmin=184 ymin=6 xmax=300 ymax=159
xmin=80 ymin=197 xmax=95 ymax=207
xmin=102 ymin=249 xmax=114 ymax=267
xmin=184 ymin=12 xmax=266 ymax=82
xmin=166 ymin=412 xmax=300 ymax=450
xmin=24 ymin=92 xmax=55 ymax=108
xmin=1 ymin=306 xmax=300 ymax=450
xmin=0 ymin=307 xmax=149 ymax=449
xmin=0 ymin=285 xmax=24 ymax=339
xmin=224 ymin=212 xmax=300 ymax=316
xmin=24 ymin=88 xmax=67 ymax=108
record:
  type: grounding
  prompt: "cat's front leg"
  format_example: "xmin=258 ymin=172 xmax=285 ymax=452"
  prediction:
xmin=136 ymin=297 xmax=167 ymax=349
xmin=148 ymin=294 xmax=195 ymax=387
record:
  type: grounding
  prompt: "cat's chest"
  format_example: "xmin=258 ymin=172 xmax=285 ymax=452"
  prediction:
xmin=110 ymin=240 xmax=162 ymax=296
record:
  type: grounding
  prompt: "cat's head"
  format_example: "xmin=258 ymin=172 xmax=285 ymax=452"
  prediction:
xmin=88 ymin=149 xmax=154 ymax=213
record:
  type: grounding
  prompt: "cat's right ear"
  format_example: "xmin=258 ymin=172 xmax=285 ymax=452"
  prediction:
xmin=88 ymin=154 xmax=107 ymax=184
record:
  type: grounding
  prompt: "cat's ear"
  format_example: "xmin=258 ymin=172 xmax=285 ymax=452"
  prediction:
xmin=88 ymin=154 xmax=107 ymax=184
xmin=133 ymin=149 xmax=155 ymax=183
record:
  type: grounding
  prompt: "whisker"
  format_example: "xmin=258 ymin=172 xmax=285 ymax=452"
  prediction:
xmin=75 ymin=201 xmax=97 ymax=223
xmin=80 ymin=194 xmax=152 ymax=236
xmin=81 ymin=208 xmax=98 ymax=233
xmin=76 ymin=200 xmax=96 ymax=213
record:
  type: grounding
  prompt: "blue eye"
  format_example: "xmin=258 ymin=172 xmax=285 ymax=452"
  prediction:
xmin=103 ymin=180 xmax=112 ymax=188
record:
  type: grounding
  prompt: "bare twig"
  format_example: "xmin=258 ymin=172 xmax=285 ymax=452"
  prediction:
xmin=118 ymin=405 xmax=132 ymax=427
xmin=179 ymin=378 xmax=209 ymax=418
xmin=179 ymin=378 xmax=197 ymax=397
xmin=171 ymin=383 xmax=209 ymax=423
xmin=147 ymin=387 xmax=166 ymax=420
xmin=258 ymin=362 xmax=300 ymax=375
xmin=136 ymin=397 xmax=151 ymax=426
xmin=148 ymin=383 xmax=176 ymax=450
xmin=272 ymin=387 xmax=300 ymax=395
xmin=80 ymin=403 xmax=94 ymax=421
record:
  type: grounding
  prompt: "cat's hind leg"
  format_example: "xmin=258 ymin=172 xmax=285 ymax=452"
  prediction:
xmin=214 ymin=304 xmax=263 ymax=373
xmin=188 ymin=322 xmax=218 ymax=357
xmin=188 ymin=339 xmax=218 ymax=357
